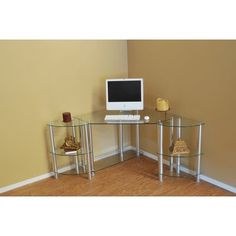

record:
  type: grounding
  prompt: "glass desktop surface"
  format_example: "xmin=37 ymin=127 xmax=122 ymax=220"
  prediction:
xmin=78 ymin=107 xmax=173 ymax=124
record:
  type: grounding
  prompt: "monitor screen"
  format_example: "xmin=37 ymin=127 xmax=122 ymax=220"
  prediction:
xmin=106 ymin=78 xmax=144 ymax=111
xmin=108 ymin=80 xmax=141 ymax=102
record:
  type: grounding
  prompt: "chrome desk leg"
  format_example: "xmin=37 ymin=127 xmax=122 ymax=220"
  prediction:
xmin=136 ymin=123 xmax=140 ymax=157
xmin=49 ymin=125 xmax=58 ymax=179
xmin=176 ymin=156 xmax=181 ymax=176
xmin=158 ymin=122 xmax=163 ymax=182
xmin=196 ymin=124 xmax=203 ymax=182
xmin=88 ymin=123 xmax=95 ymax=176
xmin=176 ymin=117 xmax=182 ymax=175
xmin=85 ymin=124 xmax=92 ymax=180
xmin=79 ymin=125 xmax=86 ymax=173
xmin=74 ymin=155 xmax=79 ymax=175
xmin=169 ymin=117 xmax=174 ymax=173
xmin=119 ymin=124 xmax=124 ymax=162
xmin=72 ymin=120 xmax=79 ymax=175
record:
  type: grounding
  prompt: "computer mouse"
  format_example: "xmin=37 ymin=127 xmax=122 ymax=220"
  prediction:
xmin=144 ymin=116 xmax=150 ymax=121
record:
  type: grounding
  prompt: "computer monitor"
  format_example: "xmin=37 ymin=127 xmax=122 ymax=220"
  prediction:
xmin=106 ymin=78 xmax=144 ymax=111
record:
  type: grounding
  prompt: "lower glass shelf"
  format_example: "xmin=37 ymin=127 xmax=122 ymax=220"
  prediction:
xmin=59 ymin=150 xmax=137 ymax=176
xmin=50 ymin=149 xmax=91 ymax=157
xmin=157 ymin=169 xmax=196 ymax=179
xmin=94 ymin=150 xmax=137 ymax=172
xmin=157 ymin=152 xmax=203 ymax=158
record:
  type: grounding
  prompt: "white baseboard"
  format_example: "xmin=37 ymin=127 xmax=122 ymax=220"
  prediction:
xmin=95 ymin=145 xmax=133 ymax=161
xmin=0 ymin=164 xmax=75 ymax=194
xmin=199 ymin=175 xmax=236 ymax=194
xmin=1 ymin=146 xmax=236 ymax=194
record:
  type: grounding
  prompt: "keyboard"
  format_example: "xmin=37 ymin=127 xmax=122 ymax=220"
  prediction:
xmin=104 ymin=114 xmax=141 ymax=121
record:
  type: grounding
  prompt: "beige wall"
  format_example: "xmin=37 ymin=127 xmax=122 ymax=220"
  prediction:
xmin=0 ymin=40 xmax=128 ymax=188
xmin=128 ymin=40 xmax=236 ymax=187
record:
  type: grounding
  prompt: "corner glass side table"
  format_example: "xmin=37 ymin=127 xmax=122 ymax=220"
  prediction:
xmin=47 ymin=118 xmax=93 ymax=180
xmin=157 ymin=115 xmax=204 ymax=182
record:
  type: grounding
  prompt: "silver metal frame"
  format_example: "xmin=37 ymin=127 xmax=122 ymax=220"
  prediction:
xmin=176 ymin=117 xmax=182 ymax=175
xmin=136 ymin=124 xmax=140 ymax=157
xmin=169 ymin=117 xmax=174 ymax=173
xmin=136 ymin=110 xmax=140 ymax=157
xmin=72 ymin=120 xmax=80 ymax=175
xmin=49 ymin=125 xmax=58 ymax=179
xmin=88 ymin=123 xmax=95 ymax=176
xmin=158 ymin=122 xmax=163 ymax=182
xmin=119 ymin=124 xmax=124 ymax=161
xmin=196 ymin=124 xmax=203 ymax=182
xmin=84 ymin=124 xmax=92 ymax=180
xmin=80 ymin=124 xmax=87 ymax=173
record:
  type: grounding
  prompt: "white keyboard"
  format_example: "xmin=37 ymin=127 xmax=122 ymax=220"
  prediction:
xmin=105 ymin=114 xmax=141 ymax=121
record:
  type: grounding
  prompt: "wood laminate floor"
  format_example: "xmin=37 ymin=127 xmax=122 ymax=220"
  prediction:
xmin=1 ymin=156 xmax=235 ymax=196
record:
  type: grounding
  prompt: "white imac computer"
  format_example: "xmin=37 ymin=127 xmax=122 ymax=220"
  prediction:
xmin=106 ymin=78 xmax=144 ymax=111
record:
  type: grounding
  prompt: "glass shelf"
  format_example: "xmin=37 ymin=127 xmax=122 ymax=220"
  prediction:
xmin=157 ymin=151 xmax=204 ymax=158
xmin=158 ymin=115 xmax=205 ymax=127
xmin=48 ymin=118 xmax=87 ymax=127
xmin=50 ymin=148 xmax=92 ymax=157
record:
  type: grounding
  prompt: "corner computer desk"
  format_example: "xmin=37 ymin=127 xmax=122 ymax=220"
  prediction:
xmin=78 ymin=108 xmax=204 ymax=182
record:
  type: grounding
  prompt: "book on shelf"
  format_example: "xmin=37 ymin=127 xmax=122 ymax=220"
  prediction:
xmin=64 ymin=150 xmax=77 ymax=155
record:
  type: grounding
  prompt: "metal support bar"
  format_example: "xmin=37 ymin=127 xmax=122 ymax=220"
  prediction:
xmin=176 ymin=158 xmax=181 ymax=176
xmin=79 ymin=125 xmax=86 ymax=173
xmin=119 ymin=124 xmax=124 ymax=161
xmin=158 ymin=122 xmax=163 ymax=182
xmin=196 ymin=124 xmax=203 ymax=182
xmin=49 ymin=125 xmax=58 ymax=179
xmin=136 ymin=123 xmax=140 ymax=157
xmin=169 ymin=117 xmax=174 ymax=172
xmin=72 ymin=120 xmax=79 ymax=175
xmin=85 ymin=124 xmax=92 ymax=180
xmin=176 ymin=117 xmax=182 ymax=175
xmin=88 ymin=123 xmax=95 ymax=176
